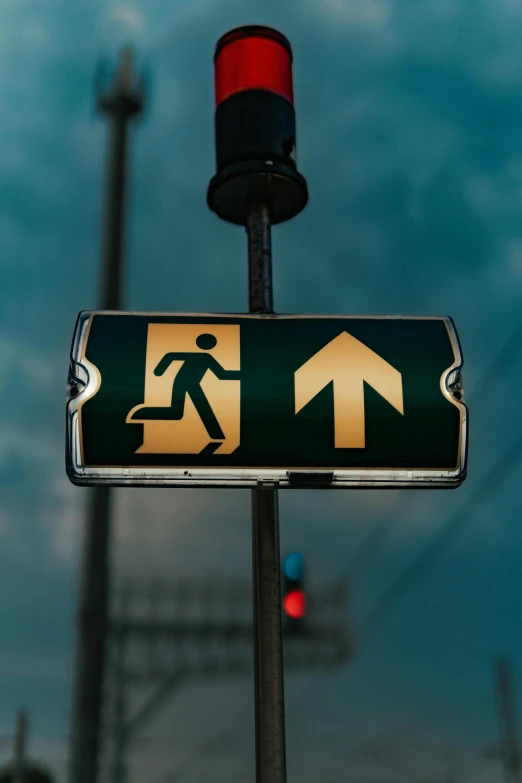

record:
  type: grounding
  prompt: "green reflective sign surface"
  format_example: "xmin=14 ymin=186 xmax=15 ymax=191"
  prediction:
xmin=66 ymin=312 xmax=467 ymax=488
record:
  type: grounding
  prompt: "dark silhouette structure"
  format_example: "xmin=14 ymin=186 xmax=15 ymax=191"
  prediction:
xmin=0 ymin=765 xmax=54 ymax=783
xmin=69 ymin=48 xmax=145 ymax=783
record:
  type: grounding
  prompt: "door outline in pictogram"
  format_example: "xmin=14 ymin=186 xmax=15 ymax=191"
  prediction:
xmin=127 ymin=323 xmax=241 ymax=455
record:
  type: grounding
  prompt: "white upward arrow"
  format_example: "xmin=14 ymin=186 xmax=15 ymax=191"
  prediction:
xmin=294 ymin=331 xmax=404 ymax=449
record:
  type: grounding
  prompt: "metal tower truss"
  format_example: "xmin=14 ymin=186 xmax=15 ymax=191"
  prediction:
xmin=102 ymin=576 xmax=352 ymax=782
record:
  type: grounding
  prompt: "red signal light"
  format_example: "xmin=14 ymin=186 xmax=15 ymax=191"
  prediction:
xmin=208 ymin=25 xmax=308 ymax=226
xmin=283 ymin=589 xmax=306 ymax=620
xmin=214 ymin=26 xmax=294 ymax=106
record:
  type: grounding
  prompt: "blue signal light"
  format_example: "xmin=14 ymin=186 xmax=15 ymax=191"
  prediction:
xmin=283 ymin=552 xmax=303 ymax=581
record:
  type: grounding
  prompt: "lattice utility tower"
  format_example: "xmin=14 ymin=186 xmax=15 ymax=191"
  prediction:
xmin=101 ymin=576 xmax=352 ymax=783
xmin=69 ymin=48 xmax=146 ymax=783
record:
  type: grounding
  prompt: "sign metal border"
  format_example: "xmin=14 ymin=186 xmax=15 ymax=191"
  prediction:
xmin=66 ymin=311 xmax=468 ymax=489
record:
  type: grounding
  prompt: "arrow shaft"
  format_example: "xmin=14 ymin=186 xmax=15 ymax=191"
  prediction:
xmin=333 ymin=379 xmax=366 ymax=448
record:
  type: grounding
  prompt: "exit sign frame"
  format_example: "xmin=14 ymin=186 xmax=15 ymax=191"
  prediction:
xmin=66 ymin=311 xmax=467 ymax=489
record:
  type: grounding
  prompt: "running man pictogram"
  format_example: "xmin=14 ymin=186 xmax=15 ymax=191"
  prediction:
xmin=129 ymin=333 xmax=240 ymax=439
xmin=127 ymin=323 xmax=241 ymax=455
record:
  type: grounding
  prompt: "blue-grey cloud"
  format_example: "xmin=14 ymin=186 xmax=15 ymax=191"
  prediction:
xmin=1 ymin=0 xmax=522 ymax=780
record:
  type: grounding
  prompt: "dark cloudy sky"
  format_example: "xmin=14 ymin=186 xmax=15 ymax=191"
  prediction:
xmin=1 ymin=0 xmax=522 ymax=780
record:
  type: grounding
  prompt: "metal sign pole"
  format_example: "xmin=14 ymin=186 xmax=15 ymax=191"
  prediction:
xmin=247 ymin=201 xmax=287 ymax=783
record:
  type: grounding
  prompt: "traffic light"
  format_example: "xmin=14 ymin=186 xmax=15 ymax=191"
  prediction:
xmin=207 ymin=25 xmax=308 ymax=226
xmin=282 ymin=552 xmax=306 ymax=631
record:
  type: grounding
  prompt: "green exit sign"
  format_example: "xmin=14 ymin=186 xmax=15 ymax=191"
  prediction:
xmin=66 ymin=312 xmax=467 ymax=488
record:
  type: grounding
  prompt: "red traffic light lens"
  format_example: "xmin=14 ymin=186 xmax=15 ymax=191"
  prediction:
xmin=283 ymin=589 xmax=306 ymax=619
xmin=214 ymin=26 xmax=294 ymax=106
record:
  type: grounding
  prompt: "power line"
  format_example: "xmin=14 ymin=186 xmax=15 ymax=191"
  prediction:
xmin=285 ymin=429 xmax=522 ymax=721
xmin=157 ymin=324 xmax=522 ymax=778
xmin=144 ymin=431 xmax=516 ymax=782
xmin=341 ymin=315 xmax=522 ymax=584
xmin=280 ymin=322 xmax=522 ymax=726
xmin=358 ymin=431 xmax=522 ymax=641
xmin=146 ymin=695 xmax=253 ymax=783
xmin=348 ymin=691 xmax=490 ymax=754
xmin=149 ymin=321 xmax=522 ymax=780
xmin=347 ymin=501 xmax=402 ymax=576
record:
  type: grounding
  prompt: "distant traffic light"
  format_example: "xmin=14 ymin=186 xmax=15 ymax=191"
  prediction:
xmin=282 ymin=552 xmax=306 ymax=630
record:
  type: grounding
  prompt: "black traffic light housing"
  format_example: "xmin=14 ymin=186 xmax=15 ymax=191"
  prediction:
xmin=282 ymin=552 xmax=306 ymax=633
xmin=207 ymin=25 xmax=308 ymax=225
